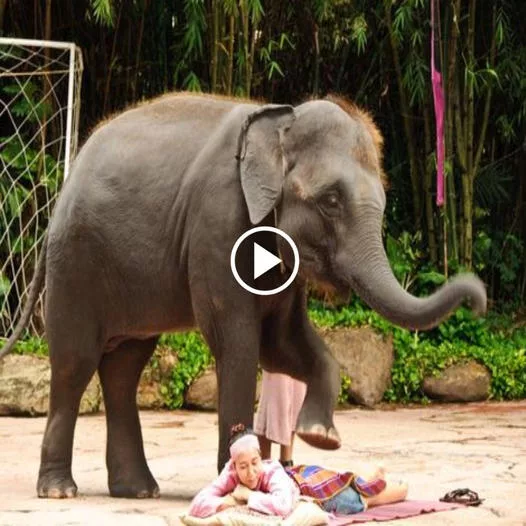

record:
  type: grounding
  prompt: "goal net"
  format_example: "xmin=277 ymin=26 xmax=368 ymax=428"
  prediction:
xmin=0 ymin=38 xmax=83 ymax=339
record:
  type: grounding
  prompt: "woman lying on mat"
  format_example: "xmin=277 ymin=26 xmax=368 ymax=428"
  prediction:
xmin=188 ymin=423 xmax=408 ymax=518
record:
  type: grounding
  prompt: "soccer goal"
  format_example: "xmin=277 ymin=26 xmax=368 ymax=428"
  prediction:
xmin=0 ymin=38 xmax=83 ymax=339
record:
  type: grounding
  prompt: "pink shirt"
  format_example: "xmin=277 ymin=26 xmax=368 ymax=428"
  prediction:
xmin=188 ymin=459 xmax=300 ymax=518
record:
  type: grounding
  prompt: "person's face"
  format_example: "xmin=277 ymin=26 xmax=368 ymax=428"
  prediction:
xmin=234 ymin=448 xmax=263 ymax=489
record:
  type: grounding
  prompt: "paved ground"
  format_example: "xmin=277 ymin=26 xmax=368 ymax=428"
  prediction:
xmin=0 ymin=402 xmax=525 ymax=525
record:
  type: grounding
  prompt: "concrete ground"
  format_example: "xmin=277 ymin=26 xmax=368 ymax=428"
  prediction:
xmin=0 ymin=402 xmax=525 ymax=525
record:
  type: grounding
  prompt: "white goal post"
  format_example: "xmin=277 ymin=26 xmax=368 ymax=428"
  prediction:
xmin=0 ymin=37 xmax=83 ymax=339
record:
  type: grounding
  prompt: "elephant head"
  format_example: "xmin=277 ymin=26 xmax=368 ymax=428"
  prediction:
xmin=239 ymin=96 xmax=486 ymax=329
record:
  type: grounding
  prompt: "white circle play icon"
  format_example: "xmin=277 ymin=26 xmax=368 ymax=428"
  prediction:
xmin=230 ymin=226 xmax=300 ymax=296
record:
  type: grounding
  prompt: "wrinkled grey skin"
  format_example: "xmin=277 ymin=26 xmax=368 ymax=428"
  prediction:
xmin=0 ymin=94 xmax=486 ymax=499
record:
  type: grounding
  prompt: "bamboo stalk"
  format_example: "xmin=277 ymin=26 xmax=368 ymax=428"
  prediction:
xmin=473 ymin=3 xmax=496 ymax=175
xmin=423 ymin=97 xmax=438 ymax=264
xmin=313 ymin=23 xmax=320 ymax=96
xmin=132 ymin=8 xmax=145 ymax=102
xmin=125 ymin=21 xmax=131 ymax=103
xmin=0 ymin=0 xmax=7 ymax=32
xmin=239 ymin=0 xmax=250 ymax=96
xmin=102 ymin=1 xmax=123 ymax=116
xmin=445 ymin=0 xmax=461 ymax=266
xmin=227 ymin=14 xmax=235 ymax=95
xmin=462 ymin=0 xmax=476 ymax=268
xmin=248 ymin=14 xmax=257 ymax=96
xmin=211 ymin=0 xmax=219 ymax=92
xmin=384 ymin=0 xmax=422 ymax=229
xmin=454 ymin=65 xmax=465 ymax=260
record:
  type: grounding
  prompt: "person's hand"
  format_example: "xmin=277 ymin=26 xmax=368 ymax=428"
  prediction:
xmin=232 ymin=484 xmax=253 ymax=503
xmin=217 ymin=493 xmax=238 ymax=511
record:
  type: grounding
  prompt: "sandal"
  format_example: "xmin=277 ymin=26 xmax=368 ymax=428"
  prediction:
xmin=440 ymin=488 xmax=483 ymax=506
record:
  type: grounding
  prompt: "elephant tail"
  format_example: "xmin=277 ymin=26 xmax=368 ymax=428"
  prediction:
xmin=0 ymin=233 xmax=48 ymax=360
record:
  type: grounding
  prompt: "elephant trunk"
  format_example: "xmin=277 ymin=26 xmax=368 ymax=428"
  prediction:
xmin=337 ymin=209 xmax=487 ymax=330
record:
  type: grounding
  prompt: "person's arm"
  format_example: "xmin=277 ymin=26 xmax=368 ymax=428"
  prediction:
xmin=246 ymin=465 xmax=297 ymax=517
xmin=188 ymin=461 xmax=238 ymax=517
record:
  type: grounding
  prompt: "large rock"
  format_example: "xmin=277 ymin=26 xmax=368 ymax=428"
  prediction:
xmin=137 ymin=347 xmax=178 ymax=409
xmin=0 ymin=354 xmax=101 ymax=415
xmin=185 ymin=367 xmax=218 ymax=410
xmin=423 ymin=360 xmax=491 ymax=402
xmin=321 ymin=326 xmax=394 ymax=407
xmin=184 ymin=366 xmax=262 ymax=410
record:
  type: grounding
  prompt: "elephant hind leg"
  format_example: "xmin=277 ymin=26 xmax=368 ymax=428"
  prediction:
xmin=38 ymin=343 xmax=101 ymax=498
xmin=98 ymin=337 xmax=159 ymax=499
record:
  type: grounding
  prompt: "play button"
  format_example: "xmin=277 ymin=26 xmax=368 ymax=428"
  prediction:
xmin=230 ymin=226 xmax=300 ymax=295
xmin=253 ymin=243 xmax=282 ymax=279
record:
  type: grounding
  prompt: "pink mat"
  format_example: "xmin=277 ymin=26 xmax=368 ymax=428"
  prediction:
xmin=328 ymin=500 xmax=465 ymax=524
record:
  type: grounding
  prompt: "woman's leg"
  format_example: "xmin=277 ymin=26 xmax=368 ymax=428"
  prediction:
xmin=279 ymin=432 xmax=295 ymax=465
xmin=257 ymin=435 xmax=272 ymax=460
xmin=364 ymin=480 xmax=408 ymax=508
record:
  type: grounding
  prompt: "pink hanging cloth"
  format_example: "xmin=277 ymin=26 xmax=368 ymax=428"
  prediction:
xmin=431 ymin=0 xmax=445 ymax=206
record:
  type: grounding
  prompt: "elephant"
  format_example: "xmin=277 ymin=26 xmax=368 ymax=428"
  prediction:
xmin=0 ymin=93 xmax=486 ymax=499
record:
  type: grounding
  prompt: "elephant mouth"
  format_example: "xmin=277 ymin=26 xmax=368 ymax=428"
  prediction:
xmin=298 ymin=254 xmax=352 ymax=300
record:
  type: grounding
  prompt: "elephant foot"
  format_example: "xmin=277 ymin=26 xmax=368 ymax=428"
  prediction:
xmin=109 ymin=472 xmax=160 ymax=499
xmin=296 ymin=424 xmax=341 ymax=450
xmin=37 ymin=471 xmax=78 ymax=499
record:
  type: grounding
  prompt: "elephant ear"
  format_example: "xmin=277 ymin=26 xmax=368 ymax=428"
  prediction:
xmin=238 ymin=104 xmax=295 ymax=224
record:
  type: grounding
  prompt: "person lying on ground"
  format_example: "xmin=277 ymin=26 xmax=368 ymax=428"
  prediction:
xmin=188 ymin=423 xmax=408 ymax=518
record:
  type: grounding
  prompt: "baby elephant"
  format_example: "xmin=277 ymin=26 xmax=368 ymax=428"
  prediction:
xmin=0 ymin=93 xmax=486 ymax=499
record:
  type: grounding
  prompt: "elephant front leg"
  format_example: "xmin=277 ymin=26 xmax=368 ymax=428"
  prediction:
xmin=215 ymin=346 xmax=259 ymax=471
xmin=262 ymin=293 xmax=342 ymax=451
xmin=195 ymin=303 xmax=261 ymax=472
xmin=294 ymin=344 xmax=342 ymax=450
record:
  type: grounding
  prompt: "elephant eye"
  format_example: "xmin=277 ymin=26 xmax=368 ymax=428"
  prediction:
xmin=318 ymin=192 xmax=341 ymax=217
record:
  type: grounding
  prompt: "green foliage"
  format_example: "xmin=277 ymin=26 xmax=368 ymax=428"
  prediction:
xmin=350 ymin=14 xmax=368 ymax=55
xmin=309 ymin=297 xmax=526 ymax=402
xmin=338 ymin=373 xmax=352 ymax=404
xmin=474 ymin=231 xmax=524 ymax=305
xmin=0 ymin=336 xmax=48 ymax=356
xmin=158 ymin=331 xmax=214 ymax=409
xmin=183 ymin=0 xmax=207 ymax=58
xmin=259 ymin=34 xmax=294 ymax=80
xmin=88 ymin=0 xmax=115 ymax=27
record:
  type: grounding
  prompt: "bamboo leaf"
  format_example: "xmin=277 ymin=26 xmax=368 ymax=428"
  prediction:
xmin=89 ymin=0 xmax=114 ymax=27
xmin=268 ymin=61 xmax=284 ymax=79
xmin=351 ymin=15 xmax=368 ymax=55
